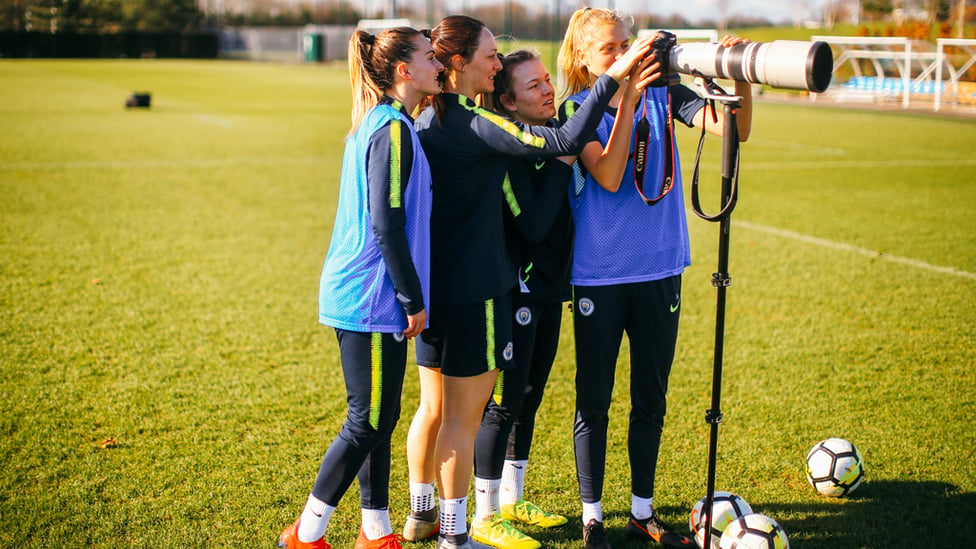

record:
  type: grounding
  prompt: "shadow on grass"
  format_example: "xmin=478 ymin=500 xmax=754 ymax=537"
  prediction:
xmin=763 ymin=480 xmax=974 ymax=548
xmin=526 ymin=481 xmax=973 ymax=548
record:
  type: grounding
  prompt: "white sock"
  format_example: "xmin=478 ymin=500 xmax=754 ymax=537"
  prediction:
xmin=582 ymin=500 xmax=603 ymax=525
xmin=298 ymin=494 xmax=335 ymax=543
xmin=631 ymin=494 xmax=654 ymax=521
xmin=440 ymin=497 xmax=468 ymax=536
xmin=474 ymin=476 xmax=501 ymax=521
xmin=361 ymin=508 xmax=393 ymax=540
xmin=500 ymin=459 xmax=527 ymax=505
xmin=410 ymin=481 xmax=436 ymax=513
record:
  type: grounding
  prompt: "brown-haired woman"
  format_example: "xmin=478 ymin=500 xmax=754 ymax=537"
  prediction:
xmin=399 ymin=14 xmax=658 ymax=549
xmin=468 ymin=49 xmax=582 ymax=546
xmin=277 ymin=26 xmax=442 ymax=549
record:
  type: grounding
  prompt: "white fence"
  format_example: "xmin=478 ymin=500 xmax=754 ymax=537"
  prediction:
xmin=934 ymin=38 xmax=976 ymax=111
xmin=219 ymin=26 xmax=357 ymax=63
xmin=220 ymin=27 xmax=303 ymax=62
xmin=812 ymin=35 xmax=976 ymax=111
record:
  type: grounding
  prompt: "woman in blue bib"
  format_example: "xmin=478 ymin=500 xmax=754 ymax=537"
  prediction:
xmin=557 ymin=8 xmax=753 ymax=549
xmin=278 ymin=26 xmax=442 ymax=549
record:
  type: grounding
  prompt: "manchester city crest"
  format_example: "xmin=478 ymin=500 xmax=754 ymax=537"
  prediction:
xmin=578 ymin=297 xmax=595 ymax=317
xmin=515 ymin=307 xmax=532 ymax=326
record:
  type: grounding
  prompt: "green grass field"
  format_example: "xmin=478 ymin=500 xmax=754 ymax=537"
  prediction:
xmin=1 ymin=59 xmax=974 ymax=548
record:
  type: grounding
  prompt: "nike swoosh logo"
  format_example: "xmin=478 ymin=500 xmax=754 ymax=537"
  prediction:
xmin=534 ymin=160 xmax=545 ymax=170
xmin=670 ymin=298 xmax=680 ymax=313
xmin=312 ymin=510 xmax=322 ymax=518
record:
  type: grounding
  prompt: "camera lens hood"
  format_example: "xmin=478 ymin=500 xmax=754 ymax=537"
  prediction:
xmin=669 ymin=40 xmax=834 ymax=92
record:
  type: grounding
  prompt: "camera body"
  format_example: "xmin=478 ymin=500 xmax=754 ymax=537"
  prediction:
xmin=648 ymin=31 xmax=678 ymax=87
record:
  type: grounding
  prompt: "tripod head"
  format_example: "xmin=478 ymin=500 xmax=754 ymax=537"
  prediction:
xmin=692 ymin=71 xmax=743 ymax=106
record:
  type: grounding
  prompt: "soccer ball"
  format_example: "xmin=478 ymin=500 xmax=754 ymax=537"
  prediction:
xmin=689 ymin=491 xmax=753 ymax=549
xmin=719 ymin=513 xmax=790 ymax=549
xmin=805 ymin=438 xmax=864 ymax=497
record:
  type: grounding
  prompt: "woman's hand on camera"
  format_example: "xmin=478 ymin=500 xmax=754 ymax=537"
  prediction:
xmin=718 ymin=35 xmax=755 ymax=101
xmin=634 ymin=54 xmax=667 ymax=91
xmin=604 ymin=35 xmax=655 ymax=84
xmin=719 ymin=35 xmax=749 ymax=48
xmin=623 ymin=53 xmax=659 ymax=107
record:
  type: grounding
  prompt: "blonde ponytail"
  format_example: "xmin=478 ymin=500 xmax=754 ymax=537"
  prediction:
xmin=348 ymin=31 xmax=384 ymax=133
xmin=347 ymin=27 xmax=425 ymax=133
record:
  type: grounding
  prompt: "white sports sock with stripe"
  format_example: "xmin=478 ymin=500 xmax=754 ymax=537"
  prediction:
xmin=474 ymin=476 xmax=501 ymax=521
xmin=500 ymin=459 xmax=527 ymax=505
xmin=361 ymin=508 xmax=393 ymax=540
xmin=298 ymin=494 xmax=335 ymax=543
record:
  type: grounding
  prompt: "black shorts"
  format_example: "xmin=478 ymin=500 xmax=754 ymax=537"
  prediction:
xmin=416 ymin=293 xmax=515 ymax=377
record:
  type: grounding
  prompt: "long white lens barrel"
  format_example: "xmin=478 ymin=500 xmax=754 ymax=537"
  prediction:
xmin=669 ymin=40 xmax=834 ymax=92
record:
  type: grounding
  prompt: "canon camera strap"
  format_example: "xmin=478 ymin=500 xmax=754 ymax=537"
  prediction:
xmin=633 ymin=88 xmax=677 ymax=206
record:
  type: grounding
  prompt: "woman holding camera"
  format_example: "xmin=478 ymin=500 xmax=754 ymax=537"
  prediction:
xmin=557 ymin=7 xmax=752 ymax=549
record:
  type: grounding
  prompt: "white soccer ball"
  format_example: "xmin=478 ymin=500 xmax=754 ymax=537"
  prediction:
xmin=805 ymin=437 xmax=864 ymax=497
xmin=719 ymin=513 xmax=790 ymax=549
xmin=689 ymin=491 xmax=753 ymax=549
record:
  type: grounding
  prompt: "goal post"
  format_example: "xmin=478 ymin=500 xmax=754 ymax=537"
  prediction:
xmin=811 ymin=36 xmax=920 ymax=108
xmin=934 ymin=38 xmax=976 ymax=111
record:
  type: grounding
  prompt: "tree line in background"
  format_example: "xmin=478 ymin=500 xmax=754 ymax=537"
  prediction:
xmin=1 ymin=0 xmax=974 ymax=39
xmin=0 ymin=0 xmax=733 ymax=36
xmin=0 ymin=0 xmax=201 ymax=32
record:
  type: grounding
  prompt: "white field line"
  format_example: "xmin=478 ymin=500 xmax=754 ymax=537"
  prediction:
xmin=0 ymin=157 xmax=328 ymax=170
xmin=746 ymin=138 xmax=849 ymax=156
xmin=742 ymin=158 xmax=976 ymax=170
xmin=736 ymin=220 xmax=976 ymax=281
xmin=192 ymin=113 xmax=234 ymax=128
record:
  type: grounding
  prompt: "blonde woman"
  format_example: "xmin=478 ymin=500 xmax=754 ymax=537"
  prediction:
xmin=557 ymin=8 xmax=752 ymax=549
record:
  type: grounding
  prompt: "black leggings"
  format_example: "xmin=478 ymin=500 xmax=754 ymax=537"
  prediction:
xmin=310 ymin=329 xmax=407 ymax=509
xmin=474 ymin=298 xmax=563 ymax=479
xmin=572 ymin=276 xmax=681 ymax=502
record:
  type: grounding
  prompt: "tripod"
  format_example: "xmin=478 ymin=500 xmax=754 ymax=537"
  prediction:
xmin=689 ymin=76 xmax=742 ymax=549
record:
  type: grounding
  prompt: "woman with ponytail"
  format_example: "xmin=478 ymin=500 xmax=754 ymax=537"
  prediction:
xmin=398 ymin=14 xmax=658 ymax=549
xmin=277 ymin=27 xmax=442 ymax=549
xmin=556 ymin=8 xmax=753 ymax=549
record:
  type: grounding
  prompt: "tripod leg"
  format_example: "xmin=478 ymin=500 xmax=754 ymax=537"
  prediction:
xmin=700 ymin=100 xmax=738 ymax=549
